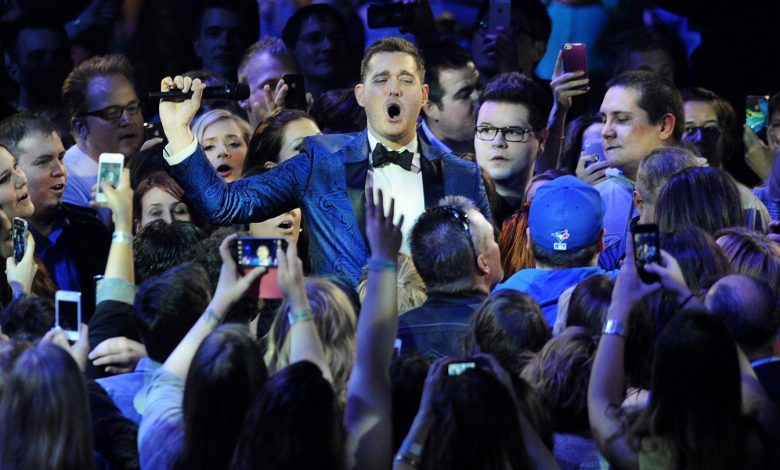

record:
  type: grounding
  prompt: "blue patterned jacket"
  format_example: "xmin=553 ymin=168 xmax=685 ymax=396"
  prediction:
xmin=167 ymin=130 xmax=491 ymax=285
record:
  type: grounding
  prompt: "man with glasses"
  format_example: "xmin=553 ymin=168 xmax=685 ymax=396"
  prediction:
xmin=397 ymin=196 xmax=503 ymax=359
xmin=474 ymin=71 xmax=550 ymax=227
xmin=61 ymin=54 xmax=145 ymax=225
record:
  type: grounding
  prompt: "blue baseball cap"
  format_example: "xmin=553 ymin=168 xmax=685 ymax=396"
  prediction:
xmin=528 ymin=175 xmax=604 ymax=252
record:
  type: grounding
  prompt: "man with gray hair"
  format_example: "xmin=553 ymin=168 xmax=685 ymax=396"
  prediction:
xmin=632 ymin=146 xmax=700 ymax=225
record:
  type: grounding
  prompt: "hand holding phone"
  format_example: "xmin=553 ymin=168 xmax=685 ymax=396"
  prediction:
xmin=96 ymin=153 xmax=124 ymax=203
xmin=582 ymin=139 xmax=604 ymax=169
xmin=561 ymin=43 xmax=588 ymax=91
xmin=282 ymin=74 xmax=307 ymax=111
xmin=631 ymin=224 xmax=661 ymax=284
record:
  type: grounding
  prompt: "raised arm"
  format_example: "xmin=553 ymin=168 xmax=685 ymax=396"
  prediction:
xmin=158 ymin=76 xmax=205 ymax=154
xmin=277 ymin=242 xmax=332 ymax=382
xmin=345 ymin=189 xmax=404 ymax=470
xmin=588 ymin=236 xmax=661 ymax=470
xmin=538 ymin=50 xmax=589 ymax=172
xmin=162 ymin=234 xmax=264 ymax=380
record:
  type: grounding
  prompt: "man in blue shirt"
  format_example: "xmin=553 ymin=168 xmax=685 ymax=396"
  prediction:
xmin=495 ymin=175 xmax=616 ymax=326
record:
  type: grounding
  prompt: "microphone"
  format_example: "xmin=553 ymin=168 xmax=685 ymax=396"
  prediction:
xmin=148 ymin=83 xmax=250 ymax=101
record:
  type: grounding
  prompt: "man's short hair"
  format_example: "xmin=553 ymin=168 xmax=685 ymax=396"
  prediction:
xmin=606 ymin=70 xmax=684 ymax=142
xmin=0 ymin=112 xmax=60 ymax=156
xmin=4 ymin=20 xmax=69 ymax=61
xmin=134 ymin=262 xmax=211 ymax=363
xmin=133 ymin=220 xmax=205 ymax=284
xmin=281 ymin=3 xmax=346 ymax=50
xmin=706 ymin=275 xmax=779 ymax=351
xmin=238 ymin=37 xmax=298 ymax=77
xmin=409 ymin=196 xmax=488 ymax=294
xmin=422 ymin=41 xmax=472 ymax=107
xmin=635 ymin=146 xmax=700 ymax=205
xmin=476 ymin=72 xmax=551 ymax=132
xmin=61 ymin=53 xmax=135 ymax=119
xmin=0 ymin=296 xmax=55 ymax=342
xmin=531 ymin=240 xmax=599 ymax=269
xmin=360 ymin=37 xmax=425 ymax=84
xmin=193 ymin=0 xmax=259 ymax=41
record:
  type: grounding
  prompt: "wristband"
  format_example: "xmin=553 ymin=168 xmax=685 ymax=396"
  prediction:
xmin=602 ymin=319 xmax=627 ymax=339
xmin=288 ymin=308 xmax=314 ymax=325
xmin=368 ymin=258 xmax=396 ymax=272
xmin=112 ymin=231 xmax=134 ymax=245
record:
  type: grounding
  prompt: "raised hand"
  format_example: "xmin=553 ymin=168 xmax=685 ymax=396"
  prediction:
xmin=277 ymin=241 xmax=308 ymax=308
xmin=365 ymin=187 xmax=404 ymax=261
xmin=5 ymin=232 xmax=37 ymax=295
xmin=575 ymin=153 xmax=610 ymax=186
xmin=211 ymin=234 xmax=266 ymax=313
xmin=158 ymin=76 xmax=205 ymax=152
xmin=92 ymin=168 xmax=133 ymax=232
xmin=88 ymin=336 xmax=148 ymax=374
xmin=610 ymin=234 xmax=663 ymax=314
xmin=550 ymin=50 xmax=589 ymax=111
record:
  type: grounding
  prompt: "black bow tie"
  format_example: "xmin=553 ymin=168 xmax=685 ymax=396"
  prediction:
xmin=372 ymin=144 xmax=414 ymax=171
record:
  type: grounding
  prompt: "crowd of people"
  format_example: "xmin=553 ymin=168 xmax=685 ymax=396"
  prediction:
xmin=0 ymin=0 xmax=779 ymax=469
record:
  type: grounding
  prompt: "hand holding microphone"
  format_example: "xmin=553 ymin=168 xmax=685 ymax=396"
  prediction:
xmin=158 ymin=76 xmax=205 ymax=154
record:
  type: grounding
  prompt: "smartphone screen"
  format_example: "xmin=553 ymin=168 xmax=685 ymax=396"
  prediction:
xmin=12 ymin=217 xmax=27 ymax=262
xmin=97 ymin=154 xmax=124 ymax=202
xmin=746 ymin=95 xmax=770 ymax=133
xmin=282 ymin=74 xmax=307 ymax=111
xmin=56 ymin=291 xmax=81 ymax=341
xmin=632 ymin=224 xmax=660 ymax=283
xmin=235 ymin=237 xmax=285 ymax=268
xmin=447 ymin=361 xmax=476 ymax=376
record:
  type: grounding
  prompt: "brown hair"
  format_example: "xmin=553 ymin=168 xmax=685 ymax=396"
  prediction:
xmin=244 ymin=108 xmax=315 ymax=174
xmin=61 ymin=54 xmax=135 ymax=118
xmin=356 ymin=253 xmax=427 ymax=314
xmin=360 ymin=37 xmax=425 ymax=84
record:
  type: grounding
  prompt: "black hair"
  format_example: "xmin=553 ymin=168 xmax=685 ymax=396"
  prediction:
xmin=133 ymin=220 xmax=205 ymax=284
xmin=531 ymin=240 xmax=599 ymax=269
xmin=281 ymin=3 xmax=347 ymax=50
xmin=706 ymin=275 xmax=779 ymax=351
xmin=133 ymin=262 xmax=211 ymax=363
xmin=477 ymin=72 xmax=551 ymax=132
xmin=0 ymin=112 xmax=61 ymax=156
xmin=422 ymin=40 xmax=473 ymax=106
xmin=0 ymin=295 xmax=54 ymax=342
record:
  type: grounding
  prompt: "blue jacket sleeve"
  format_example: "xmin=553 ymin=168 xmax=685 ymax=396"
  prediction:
xmin=166 ymin=145 xmax=309 ymax=225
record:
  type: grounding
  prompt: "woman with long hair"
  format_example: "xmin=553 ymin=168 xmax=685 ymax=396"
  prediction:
xmin=0 ymin=343 xmax=94 ymax=470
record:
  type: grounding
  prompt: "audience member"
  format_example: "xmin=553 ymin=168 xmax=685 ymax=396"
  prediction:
xmin=474 ymin=72 xmax=550 ymax=227
xmin=596 ymin=70 xmax=683 ymax=260
xmin=706 ymin=275 xmax=780 ymax=408
xmin=562 ymin=113 xmax=604 ymax=177
xmin=398 ymin=196 xmax=502 ymax=360
xmin=655 ymin=166 xmax=746 ymax=234
xmin=161 ymin=37 xmax=490 ymax=285
xmin=309 ymin=87 xmax=366 ymax=133
xmin=462 ymin=289 xmax=550 ymax=376
xmin=419 ymin=41 xmax=480 ymax=155
xmin=192 ymin=0 xmax=258 ymax=82
xmin=237 ymin=37 xmax=304 ymax=128
xmin=265 ymin=277 xmax=357 ymax=402
xmin=133 ymin=220 xmax=205 ymax=284
xmin=496 ymin=175 xmax=616 ymax=326
xmin=3 ymin=21 xmax=72 ymax=113
xmin=715 ymin=227 xmax=780 ymax=299
xmin=0 ymin=113 xmax=110 ymax=316
xmin=191 ymin=109 xmax=251 ymax=183
xmin=244 ymin=109 xmax=321 ymax=172
xmin=281 ymin=4 xmax=357 ymax=98
xmin=61 ymin=54 xmax=145 ymax=225
xmin=632 ymin=146 xmax=700 ymax=225
xmin=522 ymin=326 xmax=605 ymax=469
xmin=132 ymin=171 xmax=195 ymax=232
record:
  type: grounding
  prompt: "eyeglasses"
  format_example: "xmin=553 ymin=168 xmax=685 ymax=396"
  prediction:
xmin=80 ymin=101 xmax=143 ymax=122
xmin=682 ymin=125 xmax=721 ymax=139
xmin=475 ymin=125 xmax=533 ymax=143
xmin=430 ymin=205 xmax=481 ymax=270
xmin=476 ymin=20 xmax=533 ymax=38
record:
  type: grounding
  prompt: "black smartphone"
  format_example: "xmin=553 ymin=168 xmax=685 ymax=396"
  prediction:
xmin=12 ymin=217 xmax=27 ymax=262
xmin=233 ymin=237 xmax=286 ymax=268
xmin=143 ymin=121 xmax=165 ymax=141
xmin=632 ymin=224 xmax=660 ymax=284
xmin=367 ymin=3 xmax=415 ymax=29
xmin=282 ymin=74 xmax=307 ymax=111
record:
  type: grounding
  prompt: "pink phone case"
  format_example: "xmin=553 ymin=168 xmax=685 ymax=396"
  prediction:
xmin=562 ymin=43 xmax=587 ymax=76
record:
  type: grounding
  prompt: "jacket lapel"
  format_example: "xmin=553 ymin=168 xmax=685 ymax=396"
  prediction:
xmin=419 ymin=133 xmax=445 ymax=208
xmin=342 ymin=132 xmax=370 ymax=244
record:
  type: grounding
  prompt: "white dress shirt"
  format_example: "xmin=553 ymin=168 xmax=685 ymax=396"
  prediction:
xmin=366 ymin=131 xmax=425 ymax=254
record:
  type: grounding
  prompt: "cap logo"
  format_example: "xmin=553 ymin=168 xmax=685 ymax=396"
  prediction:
xmin=552 ymin=229 xmax=570 ymax=251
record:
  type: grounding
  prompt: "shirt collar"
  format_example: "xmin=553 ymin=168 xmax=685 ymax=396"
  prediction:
xmin=366 ymin=129 xmax=419 ymax=159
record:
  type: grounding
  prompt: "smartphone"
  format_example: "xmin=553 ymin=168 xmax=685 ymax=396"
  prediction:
xmin=447 ymin=361 xmax=476 ymax=376
xmin=487 ymin=0 xmax=511 ymax=35
xmin=632 ymin=224 xmax=661 ymax=284
xmin=366 ymin=3 xmax=415 ymax=29
xmin=12 ymin=217 xmax=27 ymax=262
xmin=582 ymin=139 xmax=604 ymax=168
xmin=746 ymin=95 xmax=770 ymax=134
xmin=96 ymin=153 xmax=124 ymax=203
xmin=55 ymin=290 xmax=81 ymax=341
xmin=282 ymin=74 xmax=307 ymax=111
xmin=233 ymin=237 xmax=286 ymax=268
